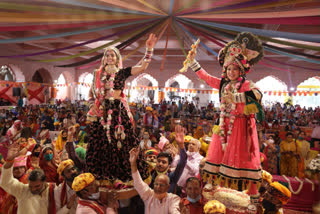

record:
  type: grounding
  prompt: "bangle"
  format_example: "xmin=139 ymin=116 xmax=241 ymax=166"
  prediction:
xmin=190 ymin=60 xmax=201 ymax=72
xmin=6 ymin=159 xmax=14 ymax=163
xmin=144 ymin=48 xmax=153 ymax=63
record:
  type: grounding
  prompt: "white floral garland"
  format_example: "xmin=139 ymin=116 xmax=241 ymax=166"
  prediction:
xmin=305 ymin=178 xmax=315 ymax=191
xmin=100 ymin=65 xmax=119 ymax=143
xmin=307 ymin=154 xmax=320 ymax=172
xmin=282 ymin=175 xmax=304 ymax=195
xmin=219 ymin=82 xmax=239 ymax=145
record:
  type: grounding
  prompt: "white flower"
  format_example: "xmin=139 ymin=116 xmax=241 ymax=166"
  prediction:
xmin=308 ymin=156 xmax=320 ymax=172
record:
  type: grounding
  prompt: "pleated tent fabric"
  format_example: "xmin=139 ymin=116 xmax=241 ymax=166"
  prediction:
xmin=0 ymin=0 xmax=318 ymax=70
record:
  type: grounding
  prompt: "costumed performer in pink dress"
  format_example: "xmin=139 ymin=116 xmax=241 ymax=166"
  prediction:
xmin=185 ymin=32 xmax=265 ymax=206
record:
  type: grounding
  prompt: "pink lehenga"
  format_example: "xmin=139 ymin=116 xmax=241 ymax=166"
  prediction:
xmin=196 ymin=69 xmax=262 ymax=190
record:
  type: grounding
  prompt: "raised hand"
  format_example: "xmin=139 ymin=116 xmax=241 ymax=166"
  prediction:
xmin=175 ymin=125 xmax=185 ymax=149
xmin=179 ymin=201 xmax=190 ymax=214
xmin=6 ymin=142 xmax=20 ymax=161
xmin=146 ymin=33 xmax=157 ymax=49
xmin=180 ymin=39 xmax=200 ymax=73
xmin=67 ymin=126 xmax=75 ymax=142
xmin=129 ymin=147 xmax=140 ymax=164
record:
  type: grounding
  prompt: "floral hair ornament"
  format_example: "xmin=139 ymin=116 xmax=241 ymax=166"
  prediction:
xmin=218 ymin=32 xmax=264 ymax=79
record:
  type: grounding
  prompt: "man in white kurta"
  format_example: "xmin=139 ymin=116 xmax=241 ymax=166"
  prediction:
xmin=130 ymin=133 xmax=183 ymax=214
xmin=55 ymin=159 xmax=79 ymax=214
xmin=0 ymin=143 xmax=51 ymax=214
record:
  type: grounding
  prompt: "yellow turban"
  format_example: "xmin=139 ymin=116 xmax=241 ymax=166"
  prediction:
xmin=57 ymin=159 xmax=74 ymax=175
xmin=269 ymin=182 xmax=291 ymax=204
xmin=74 ymin=123 xmax=80 ymax=128
xmin=184 ymin=135 xmax=194 ymax=143
xmin=261 ymin=170 xmax=273 ymax=184
xmin=204 ymin=200 xmax=226 ymax=214
xmin=146 ymin=106 xmax=153 ymax=111
xmin=72 ymin=173 xmax=95 ymax=192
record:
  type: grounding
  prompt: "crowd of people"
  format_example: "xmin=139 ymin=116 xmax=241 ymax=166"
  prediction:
xmin=0 ymin=31 xmax=319 ymax=214
xmin=0 ymin=95 xmax=318 ymax=213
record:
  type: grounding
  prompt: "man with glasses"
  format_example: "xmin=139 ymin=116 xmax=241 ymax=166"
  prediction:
xmin=130 ymin=147 xmax=180 ymax=214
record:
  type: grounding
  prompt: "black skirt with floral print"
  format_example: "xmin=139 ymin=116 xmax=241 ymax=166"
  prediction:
xmin=86 ymin=99 xmax=149 ymax=182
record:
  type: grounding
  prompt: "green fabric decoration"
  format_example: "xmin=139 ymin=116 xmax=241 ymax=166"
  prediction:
xmin=245 ymin=96 xmax=265 ymax=123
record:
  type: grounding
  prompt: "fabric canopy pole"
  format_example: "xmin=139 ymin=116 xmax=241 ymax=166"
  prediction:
xmin=122 ymin=18 xmax=170 ymax=67
xmin=171 ymin=22 xmax=187 ymax=57
xmin=159 ymin=19 xmax=172 ymax=71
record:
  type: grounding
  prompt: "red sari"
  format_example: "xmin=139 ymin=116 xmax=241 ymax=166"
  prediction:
xmin=39 ymin=150 xmax=60 ymax=185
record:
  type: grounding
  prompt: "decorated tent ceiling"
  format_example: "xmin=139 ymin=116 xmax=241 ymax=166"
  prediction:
xmin=0 ymin=0 xmax=319 ymax=72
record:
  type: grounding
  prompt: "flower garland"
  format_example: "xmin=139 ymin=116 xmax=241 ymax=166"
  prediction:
xmin=305 ymin=178 xmax=315 ymax=192
xmin=99 ymin=65 xmax=119 ymax=143
xmin=307 ymin=154 xmax=320 ymax=173
xmin=282 ymin=175 xmax=304 ymax=195
xmin=219 ymin=81 xmax=240 ymax=145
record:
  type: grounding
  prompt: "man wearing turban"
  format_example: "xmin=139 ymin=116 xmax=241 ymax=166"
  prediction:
xmin=54 ymin=159 xmax=79 ymax=213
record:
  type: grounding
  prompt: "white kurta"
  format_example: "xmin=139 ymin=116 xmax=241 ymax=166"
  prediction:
xmin=0 ymin=165 xmax=50 ymax=214
xmin=132 ymin=171 xmax=180 ymax=214
xmin=54 ymin=182 xmax=77 ymax=214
